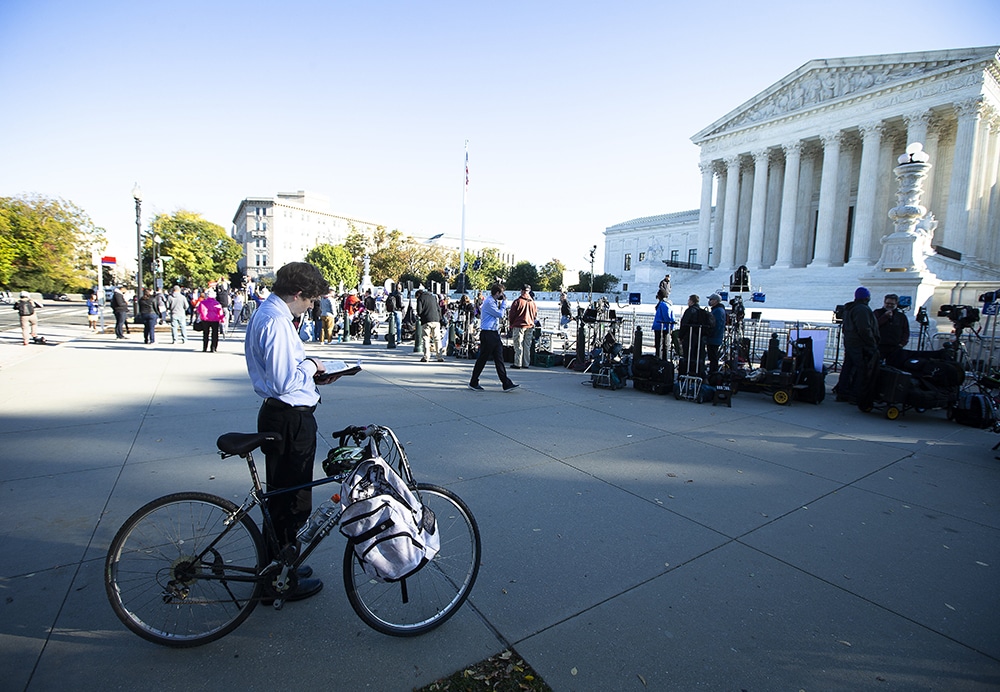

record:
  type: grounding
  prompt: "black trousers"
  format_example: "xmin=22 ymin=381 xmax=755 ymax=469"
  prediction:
xmin=257 ymin=401 xmax=318 ymax=554
xmin=202 ymin=321 xmax=220 ymax=351
xmin=114 ymin=310 xmax=127 ymax=338
xmin=470 ymin=329 xmax=512 ymax=387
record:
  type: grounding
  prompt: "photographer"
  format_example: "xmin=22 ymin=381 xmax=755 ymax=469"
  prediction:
xmin=836 ymin=287 xmax=878 ymax=405
xmin=873 ymin=293 xmax=909 ymax=367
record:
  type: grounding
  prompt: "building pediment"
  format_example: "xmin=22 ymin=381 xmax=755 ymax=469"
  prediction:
xmin=692 ymin=46 xmax=999 ymax=143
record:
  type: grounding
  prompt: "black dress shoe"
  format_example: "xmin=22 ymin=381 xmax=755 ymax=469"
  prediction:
xmin=263 ymin=578 xmax=323 ymax=605
xmin=296 ymin=564 xmax=313 ymax=579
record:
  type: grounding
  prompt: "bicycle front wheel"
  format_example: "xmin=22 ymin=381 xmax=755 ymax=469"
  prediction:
xmin=105 ymin=492 xmax=265 ymax=647
xmin=343 ymin=484 xmax=481 ymax=636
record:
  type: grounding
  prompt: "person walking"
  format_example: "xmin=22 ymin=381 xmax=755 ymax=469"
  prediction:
xmin=320 ymin=291 xmax=337 ymax=344
xmin=651 ymin=289 xmax=674 ymax=359
xmin=245 ymin=261 xmax=335 ymax=601
xmin=416 ymin=288 xmax=444 ymax=362
xmin=559 ymin=291 xmax=573 ymax=334
xmin=86 ymin=292 xmax=100 ymax=332
xmin=706 ymin=293 xmax=727 ymax=373
xmin=13 ymin=291 xmax=42 ymax=345
xmin=138 ymin=288 xmax=159 ymax=344
xmin=166 ymin=285 xmax=189 ymax=344
xmin=468 ymin=283 xmax=518 ymax=392
xmin=110 ymin=286 xmax=130 ymax=339
xmin=508 ymin=284 xmax=537 ymax=369
xmin=836 ymin=287 xmax=879 ymax=405
xmin=197 ymin=289 xmax=225 ymax=352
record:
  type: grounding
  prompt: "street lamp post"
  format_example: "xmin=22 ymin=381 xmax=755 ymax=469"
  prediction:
xmin=153 ymin=234 xmax=162 ymax=291
xmin=132 ymin=183 xmax=143 ymax=318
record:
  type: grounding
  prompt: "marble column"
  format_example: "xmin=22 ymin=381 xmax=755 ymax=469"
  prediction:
xmin=970 ymin=105 xmax=997 ymax=261
xmin=720 ymin=155 xmax=741 ymax=269
xmin=772 ymin=142 xmax=801 ymax=268
xmin=945 ymin=98 xmax=984 ymax=258
xmin=697 ymin=161 xmax=714 ymax=268
xmin=904 ymin=109 xmax=931 ymax=148
xmin=809 ymin=131 xmax=843 ymax=266
xmin=710 ymin=162 xmax=727 ymax=268
xmin=745 ymin=148 xmax=771 ymax=269
xmin=847 ymin=121 xmax=885 ymax=266
xmin=794 ymin=148 xmax=817 ymax=265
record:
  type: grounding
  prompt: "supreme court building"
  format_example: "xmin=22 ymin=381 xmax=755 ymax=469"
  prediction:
xmin=607 ymin=46 xmax=1000 ymax=307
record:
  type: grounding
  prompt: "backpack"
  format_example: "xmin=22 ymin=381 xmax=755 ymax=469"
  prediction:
xmin=15 ymin=300 xmax=34 ymax=317
xmin=951 ymin=392 xmax=999 ymax=430
xmin=339 ymin=454 xmax=440 ymax=581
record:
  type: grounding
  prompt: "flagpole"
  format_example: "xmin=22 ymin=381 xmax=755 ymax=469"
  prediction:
xmin=459 ymin=139 xmax=468 ymax=294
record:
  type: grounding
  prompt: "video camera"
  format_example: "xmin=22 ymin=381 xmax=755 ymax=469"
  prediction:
xmin=915 ymin=306 xmax=929 ymax=326
xmin=937 ymin=304 xmax=980 ymax=329
xmin=728 ymin=295 xmax=745 ymax=321
xmin=978 ymin=290 xmax=1000 ymax=303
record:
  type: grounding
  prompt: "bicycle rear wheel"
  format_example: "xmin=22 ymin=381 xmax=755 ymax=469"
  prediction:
xmin=105 ymin=492 xmax=265 ymax=647
xmin=343 ymin=484 xmax=481 ymax=636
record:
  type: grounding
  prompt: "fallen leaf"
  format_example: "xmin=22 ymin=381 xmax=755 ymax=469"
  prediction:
xmin=838 ymin=640 xmax=852 ymax=647
xmin=571 ymin=667 xmax=578 ymax=676
xmin=945 ymin=603 xmax=956 ymax=611
xmin=638 ymin=673 xmax=647 ymax=686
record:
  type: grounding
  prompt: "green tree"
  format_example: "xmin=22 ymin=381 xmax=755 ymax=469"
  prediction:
xmin=0 ymin=194 xmax=105 ymax=292
xmin=537 ymin=259 xmax=567 ymax=291
xmin=344 ymin=226 xmax=454 ymax=288
xmin=305 ymin=243 xmax=358 ymax=291
xmin=148 ymin=211 xmax=241 ymax=288
xmin=571 ymin=272 xmax=620 ymax=294
xmin=507 ymin=261 xmax=539 ymax=290
xmin=461 ymin=248 xmax=509 ymax=291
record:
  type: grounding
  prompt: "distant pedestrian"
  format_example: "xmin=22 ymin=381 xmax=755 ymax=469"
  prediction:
xmin=110 ymin=286 xmax=130 ymax=339
xmin=416 ymin=288 xmax=444 ymax=362
xmin=86 ymin=292 xmax=100 ymax=332
xmin=138 ymin=288 xmax=159 ymax=344
xmin=197 ymin=289 xmax=225 ymax=352
xmin=559 ymin=292 xmax=572 ymax=333
xmin=706 ymin=293 xmax=727 ymax=372
xmin=658 ymin=274 xmax=671 ymax=300
xmin=13 ymin=291 xmax=42 ymax=345
xmin=508 ymin=285 xmax=537 ymax=369
xmin=651 ymin=289 xmax=674 ymax=359
xmin=836 ymin=287 xmax=878 ymax=405
xmin=320 ymin=291 xmax=337 ymax=344
xmin=468 ymin=283 xmax=518 ymax=392
xmin=166 ymin=285 xmax=189 ymax=344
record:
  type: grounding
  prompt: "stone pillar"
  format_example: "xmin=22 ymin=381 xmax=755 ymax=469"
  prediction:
xmin=903 ymin=109 xmax=931 ymax=149
xmin=710 ymin=162 xmax=727 ymax=268
xmin=772 ymin=142 xmax=801 ymax=268
xmin=985 ymin=116 xmax=1000 ymax=264
xmin=745 ymin=148 xmax=771 ymax=269
xmin=809 ymin=131 xmax=843 ymax=266
xmin=847 ymin=121 xmax=885 ymax=266
xmin=735 ymin=159 xmax=755 ymax=265
xmin=697 ymin=161 xmax=715 ymax=268
xmin=720 ymin=155 xmax=741 ymax=269
xmin=922 ymin=115 xmax=943 ymax=218
xmin=763 ymin=154 xmax=784 ymax=266
xmin=970 ymin=105 xmax=998 ymax=261
xmin=795 ymin=148 xmax=817 ymax=265
xmin=945 ymin=98 xmax=984 ymax=258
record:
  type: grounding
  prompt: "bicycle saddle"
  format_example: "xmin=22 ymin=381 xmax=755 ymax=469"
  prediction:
xmin=216 ymin=432 xmax=283 ymax=456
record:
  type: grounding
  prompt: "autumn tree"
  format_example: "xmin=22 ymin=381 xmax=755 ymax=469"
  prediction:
xmin=0 ymin=194 xmax=104 ymax=293
xmin=537 ymin=259 xmax=567 ymax=291
xmin=148 ymin=211 xmax=242 ymax=289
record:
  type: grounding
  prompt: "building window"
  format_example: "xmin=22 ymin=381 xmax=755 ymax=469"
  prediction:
xmin=708 ymin=247 xmax=714 ymax=264
xmin=638 ymin=252 xmax=646 ymax=262
xmin=624 ymin=253 xmax=632 ymax=271
xmin=670 ymin=250 xmax=679 ymax=262
xmin=622 ymin=283 xmax=628 ymax=291
xmin=263 ymin=221 xmax=267 ymax=232
xmin=688 ymin=249 xmax=697 ymax=264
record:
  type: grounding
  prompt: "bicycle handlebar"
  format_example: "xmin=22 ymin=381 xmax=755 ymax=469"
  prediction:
xmin=330 ymin=425 xmax=381 ymax=447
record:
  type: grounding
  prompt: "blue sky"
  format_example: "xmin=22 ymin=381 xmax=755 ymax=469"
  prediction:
xmin=1 ymin=0 xmax=997 ymax=272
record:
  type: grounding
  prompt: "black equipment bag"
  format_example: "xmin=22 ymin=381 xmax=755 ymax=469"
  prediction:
xmin=503 ymin=344 xmax=514 ymax=363
xmin=951 ymin=391 xmax=999 ymax=430
xmin=794 ymin=368 xmax=826 ymax=403
xmin=632 ymin=355 xmax=674 ymax=394
xmin=874 ymin=365 xmax=912 ymax=404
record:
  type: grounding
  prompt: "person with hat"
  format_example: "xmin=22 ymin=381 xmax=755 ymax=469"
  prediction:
xmin=706 ymin=293 xmax=727 ymax=372
xmin=836 ymin=286 xmax=879 ymax=404
xmin=13 ymin=291 xmax=42 ymax=345
xmin=508 ymin=285 xmax=537 ymax=369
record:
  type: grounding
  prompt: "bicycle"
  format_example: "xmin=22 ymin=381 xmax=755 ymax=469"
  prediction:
xmin=104 ymin=425 xmax=481 ymax=647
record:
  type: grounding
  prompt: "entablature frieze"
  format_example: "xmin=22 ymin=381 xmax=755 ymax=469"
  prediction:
xmin=696 ymin=70 xmax=991 ymax=158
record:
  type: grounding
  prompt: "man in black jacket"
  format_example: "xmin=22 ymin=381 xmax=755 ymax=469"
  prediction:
xmin=415 ymin=288 xmax=444 ymax=362
xmin=110 ymin=286 xmax=130 ymax=339
xmin=836 ymin=287 xmax=879 ymax=404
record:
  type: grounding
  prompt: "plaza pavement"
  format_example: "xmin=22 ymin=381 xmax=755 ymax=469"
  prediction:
xmin=0 ymin=318 xmax=998 ymax=692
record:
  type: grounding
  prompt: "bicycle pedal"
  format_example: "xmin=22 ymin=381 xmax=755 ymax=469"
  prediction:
xmin=273 ymin=599 xmax=285 ymax=610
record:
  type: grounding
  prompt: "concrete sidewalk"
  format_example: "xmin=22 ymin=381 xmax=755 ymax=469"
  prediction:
xmin=1 ymin=323 xmax=998 ymax=691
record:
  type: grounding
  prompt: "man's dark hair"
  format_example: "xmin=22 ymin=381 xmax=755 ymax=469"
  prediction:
xmin=272 ymin=262 xmax=329 ymax=299
xmin=489 ymin=282 xmax=504 ymax=296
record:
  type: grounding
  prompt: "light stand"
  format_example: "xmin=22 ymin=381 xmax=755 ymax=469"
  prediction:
xmin=587 ymin=245 xmax=596 ymax=305
xmin=132 ymin=183 xmax=143 ymax=319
